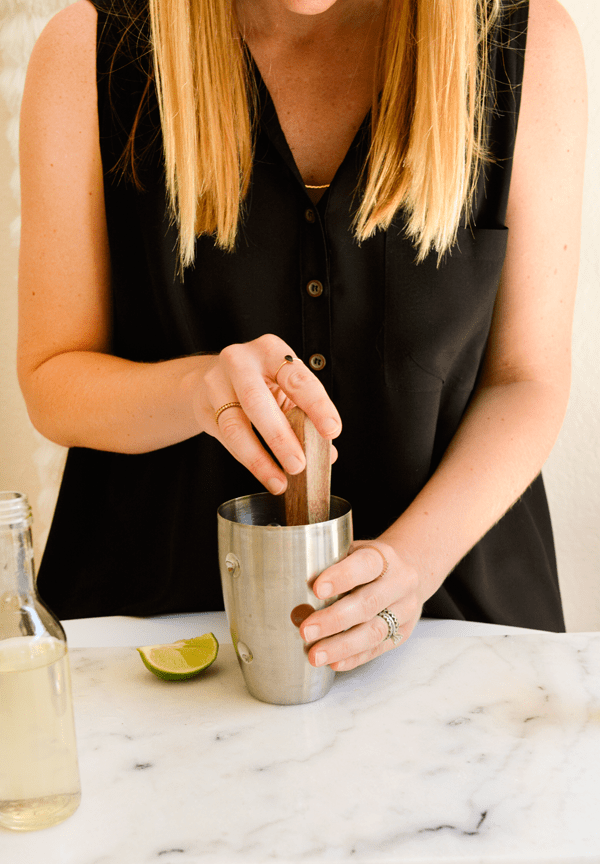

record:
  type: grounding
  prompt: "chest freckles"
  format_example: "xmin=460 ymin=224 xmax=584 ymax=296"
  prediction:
xmin=273 ymin=76 xmax=372 ymax=182
xmin=248 ymin=37 xmax=380 ymax=190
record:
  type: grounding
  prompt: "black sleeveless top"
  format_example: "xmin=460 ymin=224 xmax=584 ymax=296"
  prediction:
xmin=37 ymin=0 xmax=565 ymax=630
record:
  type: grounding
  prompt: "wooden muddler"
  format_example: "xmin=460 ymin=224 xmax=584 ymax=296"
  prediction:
xmin=283 ymin=407 xmax=331 ymax=526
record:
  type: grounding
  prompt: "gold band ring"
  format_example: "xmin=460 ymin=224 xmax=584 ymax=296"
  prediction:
xmin=215 ymin=401 xmax=242 ymax=425
xmin=358 ymin=544 xmax=389 ymax=579
xmin=274 ymin=355 xmax=297 ymax=381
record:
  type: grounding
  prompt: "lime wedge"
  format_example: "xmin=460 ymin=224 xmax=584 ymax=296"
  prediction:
xmin=137 ymin=633 xmax=219 ymax=681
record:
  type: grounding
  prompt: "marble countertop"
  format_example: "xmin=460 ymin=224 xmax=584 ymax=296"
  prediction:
xmin=2 ymin=613 xmax=600 ymax=863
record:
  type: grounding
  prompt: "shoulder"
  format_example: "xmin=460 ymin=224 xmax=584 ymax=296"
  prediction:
xmin=20 ymin=2 xmax=101 ymax=157
xmin=518 ymin=0 xmax=587 ymax=144
xmin=26 ymin=0 xmax=147 ymax=73
xmin=35 ymin=0 xmax=98 ymax=44
xmin=19 ymin=2 xmax=101 ymax=204
xmin=524 ymin=0 xmax=585 ymax=82
xmin=527 ymin=0 xmax=579 ymax=37
xmin=504 ymin=0 xmax=586 ymax=278
xmin=20 ymin=2 xmax=101 ymax=196
xmin=22 ymin=0 xmax=149 ymax=116
xmin=25 ymin=1 xmax=97 ymax=95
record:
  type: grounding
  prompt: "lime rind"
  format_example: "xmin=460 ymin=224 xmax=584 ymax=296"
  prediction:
xmin=137 ymin=633 xmax=219 ymax=681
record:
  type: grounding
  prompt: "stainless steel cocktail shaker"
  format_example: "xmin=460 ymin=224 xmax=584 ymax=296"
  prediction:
xmin=218 ymin=493 xmax=352 ymax=705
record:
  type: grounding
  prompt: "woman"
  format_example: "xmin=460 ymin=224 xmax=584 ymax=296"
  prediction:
xmin=18 ymin=0 xmax=586 ymax=671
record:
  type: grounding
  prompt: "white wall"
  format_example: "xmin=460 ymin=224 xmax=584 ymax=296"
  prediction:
xmin=1 ymin=0 xmax=598 ymax=628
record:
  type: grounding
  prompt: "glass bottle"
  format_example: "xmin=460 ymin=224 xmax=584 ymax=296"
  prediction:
xmin=0 ymin=491 xmax=81 ymax=831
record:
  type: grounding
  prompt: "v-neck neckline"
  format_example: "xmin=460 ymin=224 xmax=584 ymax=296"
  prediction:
xmin=245 ymin=48 xmax=373 ymax=208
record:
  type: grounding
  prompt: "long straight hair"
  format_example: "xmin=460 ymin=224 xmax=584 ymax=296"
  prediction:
xmin=147 ymin=0 xmax=502 ymax=269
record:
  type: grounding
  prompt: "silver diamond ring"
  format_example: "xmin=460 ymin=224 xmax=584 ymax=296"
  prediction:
xmin=377 ymin=608 xmax=403 ymax=646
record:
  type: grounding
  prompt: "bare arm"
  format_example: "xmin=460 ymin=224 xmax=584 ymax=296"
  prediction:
xmin=18 ymin=1 xmax=203 ymax=453
xmin=18 ymin=1 xmax=340 ymax=490
xmin=301 ymin=0 xmax=587 ymax=667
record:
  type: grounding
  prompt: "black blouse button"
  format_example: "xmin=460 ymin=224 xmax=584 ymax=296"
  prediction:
xmin=304 ymin=208 xmax=316 ymax=223
xmin=308 ymin=354 xmax=326 ymax=371
xmin=306 ymin=280 xmax=323 ymax=297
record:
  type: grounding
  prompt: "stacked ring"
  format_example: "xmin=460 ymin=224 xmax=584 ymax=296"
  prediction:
xmin=215 ymin=401 xmax=242 ymax=425
xmin=377 ymin=608 xmax=403 ymax=646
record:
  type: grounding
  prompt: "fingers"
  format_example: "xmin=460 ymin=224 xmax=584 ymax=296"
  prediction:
xmin=214 ymin=397 xmax=290 ymax=495
xmin=222 ymin=336 xmax=341 ymax=439
xmin=310 ymin=607 xmax=415 ymax=672
xmin=269 ymin=349 xmax=341 ymax=440
xmin=306 ymin=601 xmax=420 ymax=672
xmin=310 ymin=543 xmax=391 ymax=602
xmin=202 ymin=334 xmax=341 ymax=492
xmin=299 ymin=542 xmax=423 ymax=671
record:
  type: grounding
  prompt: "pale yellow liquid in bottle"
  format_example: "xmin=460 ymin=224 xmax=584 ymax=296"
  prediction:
xmin=0 ymin=636 xmax=81 ymax=830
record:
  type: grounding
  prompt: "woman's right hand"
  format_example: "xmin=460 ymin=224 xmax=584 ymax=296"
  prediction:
xmin=193 ymin=334 xmax=341 ymax=494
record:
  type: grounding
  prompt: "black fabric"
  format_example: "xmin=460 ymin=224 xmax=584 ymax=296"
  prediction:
xmin=37 ymin=0 xmax=565 ymax=631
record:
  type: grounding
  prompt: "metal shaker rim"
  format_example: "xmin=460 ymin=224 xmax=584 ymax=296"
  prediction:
xmin=217 ymin=492 xmax=351 ymax=530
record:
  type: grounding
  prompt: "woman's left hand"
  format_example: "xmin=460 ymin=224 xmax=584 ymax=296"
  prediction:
xmin=299 ymin=541 xmax=424 ymax=671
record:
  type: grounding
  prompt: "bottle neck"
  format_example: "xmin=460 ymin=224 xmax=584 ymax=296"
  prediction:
xmin=0 ymin=492 xmax=36 ymax=601
xmin=0 ymin=492 xmax=64 ymax=641
xmin=0 ymin=523 xmax=36 ymax=598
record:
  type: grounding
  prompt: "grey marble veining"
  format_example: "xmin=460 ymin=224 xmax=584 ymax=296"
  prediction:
xmin=2 ymin=633 xmax=600 ymax=863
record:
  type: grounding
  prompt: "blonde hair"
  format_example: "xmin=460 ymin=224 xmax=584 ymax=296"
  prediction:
xmin=147 ymin=0 xmax=502 ymax=269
